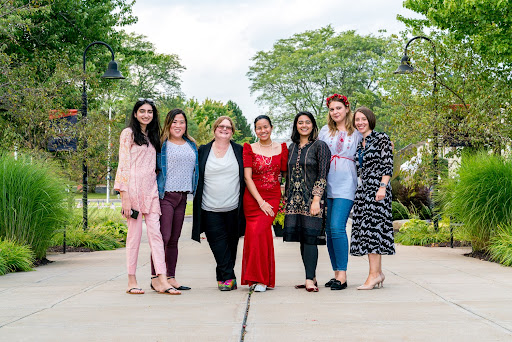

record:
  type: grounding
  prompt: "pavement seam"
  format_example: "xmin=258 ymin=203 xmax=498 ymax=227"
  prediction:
xmin=240 ymin=286 xmax=254 ymax=341
xmin=391 ymin=269 xmax=512 ymax=335
xmin=0 ymin=273 xmax=125 ymax=329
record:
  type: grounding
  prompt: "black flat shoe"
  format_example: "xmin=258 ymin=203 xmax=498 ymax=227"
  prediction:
xmin=167 ymin=277 xmax=191 ymax=290
xmin=330 ymin=280 xmax=347 ymax=290
xmin=325 ymin=278 xmax=336 ymax=287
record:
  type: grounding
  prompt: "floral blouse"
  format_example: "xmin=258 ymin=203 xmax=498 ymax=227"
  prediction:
xmin=113 ymin=128 xmax=161 ymax=215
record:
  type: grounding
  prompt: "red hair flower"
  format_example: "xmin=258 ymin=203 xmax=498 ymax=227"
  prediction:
xmin=326 ymin=93 xmax=349 ymax=108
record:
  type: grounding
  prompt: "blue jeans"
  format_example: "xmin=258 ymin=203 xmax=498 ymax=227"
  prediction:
xmin=326 ymin=198 xmax=354 ymax=271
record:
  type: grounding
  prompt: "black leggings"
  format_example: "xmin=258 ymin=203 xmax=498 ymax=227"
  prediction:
xmin=300 ymin=242 xmax=318 ymax=280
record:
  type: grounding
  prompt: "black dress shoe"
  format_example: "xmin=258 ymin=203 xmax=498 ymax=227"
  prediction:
xmin=330 ymin=280 xmax=347 ymax=290
xmin=325 ymin=278 xmax=336 ymax=287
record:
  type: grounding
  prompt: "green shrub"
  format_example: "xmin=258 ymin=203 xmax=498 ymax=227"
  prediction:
xmin=0 ymin=155 xmax=69 ymax=259
xmin=395 ymin=218 xmax=464 ymax=246
xmin=438 ymin=152 xmax=512 ymax=252
xmin=52 ymin=225 xmax=124 ymax=250
xmin=0 ymin=238 xmax=34 ymax=275
xmin=392 ymin=201 xmax=410 ymax=220
xmin=488 ymin=224 xmax=512 ymax=267
xmin=419 ymin=203 xmax=432 ymax=220
xmin=51 ymin=208 xmax=127 ymax=250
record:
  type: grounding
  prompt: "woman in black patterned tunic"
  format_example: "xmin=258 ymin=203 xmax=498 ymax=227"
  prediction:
xmin=284 ymin=111 xmax=331 ymax=292
xmin=351 ymin=106 xmax=394 ymax=290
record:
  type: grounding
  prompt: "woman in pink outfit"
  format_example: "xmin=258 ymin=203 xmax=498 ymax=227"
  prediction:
xmin=114 ymin=99 xmax=180 ymax=295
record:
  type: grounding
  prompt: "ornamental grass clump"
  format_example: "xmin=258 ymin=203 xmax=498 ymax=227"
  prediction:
xmin=51 ymin=208 xmax=127 ymax=250
xmin=0 ymin=155 xmax=69 ymax=259
xmin=438 ymin=152 xmax=512 ymax=252
xmin=488 ymin=224 xmax=512 ymax=267
xmin=0 ymin=238 xmax=34 ymax=275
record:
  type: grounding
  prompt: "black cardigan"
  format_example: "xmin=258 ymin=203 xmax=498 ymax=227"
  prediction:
xmin=191 ymin=140 xmax=246 ymax=242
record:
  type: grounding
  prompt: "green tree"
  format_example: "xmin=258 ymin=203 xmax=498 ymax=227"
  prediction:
xmin=400 ymin=0 xmax=512 ymax=62
xmin=227 ymin=100 xmax=254 ymax=144
xmin=247 ymin=26 xmax=390 ymax=130
xmin=380 ymin=30 xmax=511 ymax=164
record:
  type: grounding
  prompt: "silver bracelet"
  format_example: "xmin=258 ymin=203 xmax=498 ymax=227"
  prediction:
xmin=259 ymin=201 xmax=266 ymax=208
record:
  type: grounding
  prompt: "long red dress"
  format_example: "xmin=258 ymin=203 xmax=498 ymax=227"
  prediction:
xmin=241 ymin=142 xmax=288 ymax=288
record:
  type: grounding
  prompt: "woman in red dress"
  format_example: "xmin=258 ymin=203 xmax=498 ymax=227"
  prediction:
xmin=241 ymin=115 xmax=288 ymax=292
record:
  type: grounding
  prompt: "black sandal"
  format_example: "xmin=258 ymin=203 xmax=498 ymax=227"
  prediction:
xmin=168 ymin=276 xmax=191 ymax=290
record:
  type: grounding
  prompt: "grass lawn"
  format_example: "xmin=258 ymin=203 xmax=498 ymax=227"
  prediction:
xmin=75 ymin=193 xmax=193 ymax=216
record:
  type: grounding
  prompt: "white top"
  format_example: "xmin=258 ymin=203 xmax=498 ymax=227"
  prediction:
xmin=201 ymin=145 xmax=240 ymax=212
xmin=165 ymin=141 xmax=196 ymax=193
xmin=318 ymin=125 xmax=362 ymax=200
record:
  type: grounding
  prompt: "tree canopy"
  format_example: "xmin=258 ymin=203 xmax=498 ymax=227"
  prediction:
xmin=247 ymin=26 xmax=390 ymax=130
xmin=400 ymin=0 xmax=512 ymax=62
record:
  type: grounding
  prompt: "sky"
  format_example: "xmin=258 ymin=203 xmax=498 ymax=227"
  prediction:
xmin=126 ymin=0 xmax=423 ymax=123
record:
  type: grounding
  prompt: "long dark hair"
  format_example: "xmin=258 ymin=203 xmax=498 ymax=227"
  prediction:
xmin=161 ymin=108 xmax=196 ymax=145
xmin=128 ymin=99 xmax=161 ymax=152
xmin=291 ymin=111 xmax=318 ymax=144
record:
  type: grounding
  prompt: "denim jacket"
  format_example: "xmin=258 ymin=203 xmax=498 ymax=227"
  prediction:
xmin=156 ymin=137 xmax=199 ymax=199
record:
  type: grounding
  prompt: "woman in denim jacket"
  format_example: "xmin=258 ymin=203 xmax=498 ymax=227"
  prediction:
xmin=151 ymin=108 xmax=199 ymax=291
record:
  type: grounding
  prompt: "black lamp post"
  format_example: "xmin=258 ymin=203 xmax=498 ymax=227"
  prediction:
xmin=82 ymin=41 xmax=124 ymax=230
xmin=394 ymin=36 xmax=440 ymax=230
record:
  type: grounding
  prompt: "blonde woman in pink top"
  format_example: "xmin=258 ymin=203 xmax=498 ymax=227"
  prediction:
xmin=114 ymin=99 xmax=180 ymax=295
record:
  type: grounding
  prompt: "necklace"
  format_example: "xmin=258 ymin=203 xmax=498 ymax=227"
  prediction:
xmin=258 ymin=140 xmax=273 ymax=147
xmin=261 ymin=154 xmax=272 ymax=166
xmin=213 ymin=142 xmax=229 ymax=157
xmin=257 ymin=141 xmax=273 ymax=165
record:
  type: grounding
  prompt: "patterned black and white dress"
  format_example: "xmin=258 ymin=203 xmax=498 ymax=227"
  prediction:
xmin=350 ymin=130 xmax=395 ymax=256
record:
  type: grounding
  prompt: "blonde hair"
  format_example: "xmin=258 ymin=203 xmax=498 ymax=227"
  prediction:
xmin=160 ymin=108 xmax=196 ymax=146
xmin=326 ymin=99 xmax=355 ymax=136
xmin=212 ymin=116 xmax=236 ymax=134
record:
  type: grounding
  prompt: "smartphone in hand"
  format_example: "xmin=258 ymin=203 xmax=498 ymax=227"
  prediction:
xmin=130 ymin=209 xmax=139 ymax=219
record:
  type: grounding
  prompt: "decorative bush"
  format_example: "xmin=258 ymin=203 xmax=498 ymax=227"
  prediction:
xmin=395 ymin=218 xmax=461 ymax=245
xmin=51 ymin=208 xmax=127 ymax=250
xmin=488 ymin=224 xmax=512 ymax=267
xmin=0 ymin=238 xmax=34 ymax=275
xmin=392 ymin=201 xmax=410 ymax=220
xmin=391 ymin=178 xmax=432 ymax=219
xmin=0 ymin=155 xmax=69 ymax=259
xmin=438 ymin=152 xmax=512 ymax=252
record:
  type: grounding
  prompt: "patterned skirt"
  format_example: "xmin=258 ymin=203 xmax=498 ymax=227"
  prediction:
xmin=350 ymin=185 xmax=395 ymax=256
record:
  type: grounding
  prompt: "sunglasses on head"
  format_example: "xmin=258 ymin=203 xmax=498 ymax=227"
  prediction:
xmin=138 ymin=98 xmax=154 ymax=104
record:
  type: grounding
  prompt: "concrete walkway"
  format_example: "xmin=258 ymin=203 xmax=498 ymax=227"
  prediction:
xmin=1 ymin=222 xmax=512 ymax=342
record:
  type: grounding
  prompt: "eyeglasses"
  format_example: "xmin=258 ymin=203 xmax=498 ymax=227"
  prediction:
xmin=217 ymin=125 xmax=233 ymax=131
xmin=138 ymin=98 xmax=154 ymax=104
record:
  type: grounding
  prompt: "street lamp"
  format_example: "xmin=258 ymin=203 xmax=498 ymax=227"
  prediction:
xmin=82 ymin=41 xmax=124 ymax=230
xmin=394 ymin=36 xmax=440 ymax=229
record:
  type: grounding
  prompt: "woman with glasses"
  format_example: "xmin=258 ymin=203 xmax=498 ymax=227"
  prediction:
xmin=152 ymin=108 xmax=198 ymax=292
xmin=284 ymin=111 xmax=330 ymax=293
xmin=241 ymin=115 xmax=288 ymax=292
xmin=114 ymin=99 xmax=178 ymax=295
xmin=192 ymin=116 xmax=245 ymax=291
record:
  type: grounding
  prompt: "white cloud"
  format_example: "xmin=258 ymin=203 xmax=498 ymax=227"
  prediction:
xmin=126 ymin=0 xmax=423 ymax=122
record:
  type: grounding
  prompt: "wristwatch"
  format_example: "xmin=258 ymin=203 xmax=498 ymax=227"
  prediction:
xmin=379 ymin=182 xmax=387 ymax=188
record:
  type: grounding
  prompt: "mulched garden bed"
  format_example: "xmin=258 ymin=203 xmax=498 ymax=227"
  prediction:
xmin=33 ymin=258 xmax=54 ymax=267
xmin=47 ymin=246 xmax=93 ymax=253
xmin=423 ymin=241 xmax=471 ymax=248
xmin=464 ymin=250 xmax=495 ymax=263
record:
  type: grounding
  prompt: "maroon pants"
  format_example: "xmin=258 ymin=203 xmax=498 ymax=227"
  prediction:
xmin=151 ymin=191 xmax=187 ymax=277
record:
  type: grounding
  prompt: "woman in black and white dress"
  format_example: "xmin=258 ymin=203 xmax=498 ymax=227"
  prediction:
xmin=350 ymin=106 xmax=394 ymax=290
